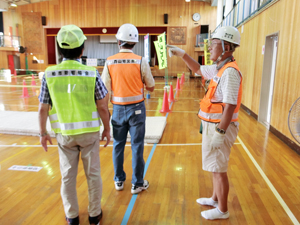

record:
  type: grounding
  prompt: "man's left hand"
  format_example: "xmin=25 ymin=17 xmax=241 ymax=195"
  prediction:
xmin=40 ymin=134 xmax=53 ymax=152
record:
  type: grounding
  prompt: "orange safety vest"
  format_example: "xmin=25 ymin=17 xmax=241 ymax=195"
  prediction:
xmin=198 ymin=60 xmax=242 ymax=123
xmin=107 ymin=52 xmax=144 ymax=105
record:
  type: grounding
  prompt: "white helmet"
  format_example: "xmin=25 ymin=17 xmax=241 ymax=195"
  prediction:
xmin=115 ymin=23 xmax=139 ymax=43
xmin=212 ymin=26 xmax=240 ymax=46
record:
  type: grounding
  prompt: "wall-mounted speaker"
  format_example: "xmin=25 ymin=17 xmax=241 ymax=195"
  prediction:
xmin=164 ymin=14 xmax=168 ymax=24
xmin=42 ymin=16 xmax=46 ymax=26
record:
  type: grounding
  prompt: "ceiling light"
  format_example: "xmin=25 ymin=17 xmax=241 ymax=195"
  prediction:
xmin=185 ymin=0 xmax=190 ymax=2
xmin=11 ymin=3 xmax=17 ymax=7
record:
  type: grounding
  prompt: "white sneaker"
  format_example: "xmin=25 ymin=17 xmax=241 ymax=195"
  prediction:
xmin=131 ymin=180 xmax=149 ymax=194
xmin=114 ymin=181 xmax=124 ymax=191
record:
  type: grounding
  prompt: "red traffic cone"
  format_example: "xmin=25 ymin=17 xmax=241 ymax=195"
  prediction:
xmin=176 ymin=76 xmax=181 ymax=90
xmin=160 ymin=88 xmax=171 ymax=113
xmin=31 ymin=74 xmax=36 ymax=86
xmin=180 ymin=72 xmax=185 ymax=85
xmin=21 ymin=80 xmax=30 ymax=98
xmin=168 ymin=83 xmax=177 ymax=102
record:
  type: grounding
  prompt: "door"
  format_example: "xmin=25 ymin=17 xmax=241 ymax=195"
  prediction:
xmin=258 ymin=33 xmax=279 ymax=128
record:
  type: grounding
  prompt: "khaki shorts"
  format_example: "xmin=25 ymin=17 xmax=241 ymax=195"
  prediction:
xmin=201 ymin=121 xmax=239 ymax=172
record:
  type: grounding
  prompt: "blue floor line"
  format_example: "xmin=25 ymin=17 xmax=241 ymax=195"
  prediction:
xmin=120 ymin=143 xmax=157 ymax=225
xmin=121 ymin=88 xmax=178 ymax=224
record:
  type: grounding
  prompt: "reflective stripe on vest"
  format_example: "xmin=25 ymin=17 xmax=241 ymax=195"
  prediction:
xmin=198 ymin=110 xmax=239 ymax=121
xmin=51 ymin=119 xmax=101 ymax=131
xmin=49 ymin=111 xmax=99 ymax=121
xmin=198 ymin=60 xmax=242 ymax=123
xmin=111 ymin=88 xmax=144 ymax=103
xmin=107 ymin=52 xmax=144 ymax=105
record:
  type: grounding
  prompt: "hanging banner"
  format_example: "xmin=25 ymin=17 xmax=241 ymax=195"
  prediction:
xmin=154 ymin=32 xmax=167 ymax=69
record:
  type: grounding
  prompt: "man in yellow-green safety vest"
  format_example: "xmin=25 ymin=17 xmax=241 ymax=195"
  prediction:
xmin=38 ymin=24 xmax=110 ymax=225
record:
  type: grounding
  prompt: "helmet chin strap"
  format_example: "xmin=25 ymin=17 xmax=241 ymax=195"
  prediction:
xmin=118 ymin=40 xmax=127 ymax=50
xmin=119 ymin=41 xmax=127 ymax=47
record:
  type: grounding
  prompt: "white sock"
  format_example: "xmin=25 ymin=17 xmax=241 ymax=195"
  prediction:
xmin=201 ymin=207 xmax=229 ymax=220
xmin=196 ymin=197 xmax=218 ymax=207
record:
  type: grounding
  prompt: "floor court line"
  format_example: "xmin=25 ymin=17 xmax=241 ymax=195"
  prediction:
xmin=237 ymin=136 xmax=299 ymax=225
xmin=120 ymin=88 xmax=180 ymax=224
xmin=0 ymin=84 xmax=41 ymax=88
xmin=0 ymin=141 xmax=40 ymax=164
xmin=0 ymin=142 xmax=242 ymax=148
xmin=121 ymin=143 xmax=157 ymax=225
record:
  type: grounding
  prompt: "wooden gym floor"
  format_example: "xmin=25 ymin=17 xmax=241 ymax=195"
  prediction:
xmin=0 ymin=75 xmax=299 ymax=225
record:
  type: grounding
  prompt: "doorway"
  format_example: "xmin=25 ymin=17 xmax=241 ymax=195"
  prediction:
xmin=258 ymin=33 xmax=279 ymax=129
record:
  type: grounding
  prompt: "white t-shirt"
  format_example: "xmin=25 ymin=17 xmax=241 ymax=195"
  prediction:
xmin=200 ymin=64 xmax=241 ymax=105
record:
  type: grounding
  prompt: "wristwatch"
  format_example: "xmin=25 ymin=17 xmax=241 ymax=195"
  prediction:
xmin=39 ymin=131 xmax=48 ymax=137
xmin=216 ymin=127 xmax=226 ymax=134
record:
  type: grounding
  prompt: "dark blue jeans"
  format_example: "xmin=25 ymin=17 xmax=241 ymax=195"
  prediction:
xmin=111 ymin=102 xmax=146 ymax=186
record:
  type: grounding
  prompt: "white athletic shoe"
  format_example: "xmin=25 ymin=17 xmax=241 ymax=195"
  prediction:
xmin=131 ymin=180 xmax=149 ymax=194
xmin=114 ymin=181 xmax=124 ymax=191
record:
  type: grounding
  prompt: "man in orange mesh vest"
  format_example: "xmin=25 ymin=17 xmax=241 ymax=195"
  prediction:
xmin=102 ymin=23 xmax=155 ymax=194
xmin=168 ymin=26 xmax=242 ymax=220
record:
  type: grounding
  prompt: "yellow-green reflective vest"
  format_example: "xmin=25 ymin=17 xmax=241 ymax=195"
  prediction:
xmin=45 ymin=60 xmax=101 ymax=135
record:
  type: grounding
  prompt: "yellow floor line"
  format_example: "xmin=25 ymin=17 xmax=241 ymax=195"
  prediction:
xmin=0 ymin=142 xmax=244 ymax=148
xmin=0 ymin=141 xmax=41 ymax=164
xmin=237 ymin=136 xmax=299 ymax=225
xmin=0 ymin=84 xmax=41 ymax=88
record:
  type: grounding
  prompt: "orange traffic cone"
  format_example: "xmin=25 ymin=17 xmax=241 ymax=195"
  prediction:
xmin=31 ymin=74 xmax=36 ymax=86
xmin=160 ymin=87 xmax=171 ymax=113
xmin=176 ymin=76 xmax=181 ymax=90
xmin=168 ymin=83 xmax=177 ymax=102
xmin=21 ymin=80 xmax=30 ymax=98
xmin=180 ymin=72 xmax=185 ymax=85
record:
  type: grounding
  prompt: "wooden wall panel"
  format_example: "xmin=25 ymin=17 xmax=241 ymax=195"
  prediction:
xmin=2 ymin=0 xmax=217 ymax=76
xmin=234 ymin=0 xmax=300 ymax=146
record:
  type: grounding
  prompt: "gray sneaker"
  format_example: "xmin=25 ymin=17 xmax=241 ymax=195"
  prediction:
xmin=131 ymin=180 xmax=149 ymax=194
xmin=114 ymin=181 xmax=124 ymax=191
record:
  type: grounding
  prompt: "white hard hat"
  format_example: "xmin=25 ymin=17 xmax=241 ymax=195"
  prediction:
xmin=212 ymin=26 xmax=240 ymax=46
xmin=115 ymin=23 xmax=139 ymax=43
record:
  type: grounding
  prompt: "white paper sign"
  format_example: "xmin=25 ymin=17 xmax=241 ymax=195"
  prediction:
xmin=8 ymin=165 xmax=43 ymax=172
xmin=0 ymin=69 xmax=11 ymax=82
xmin=86 ymin=58 xmax=97 ymax=66
xmin=144 ymin=34 xmax=150 ymax=63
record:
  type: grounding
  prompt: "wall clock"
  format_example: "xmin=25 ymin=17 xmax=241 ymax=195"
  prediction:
xmin=192 ymin=13 xmax=201 ymax=22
